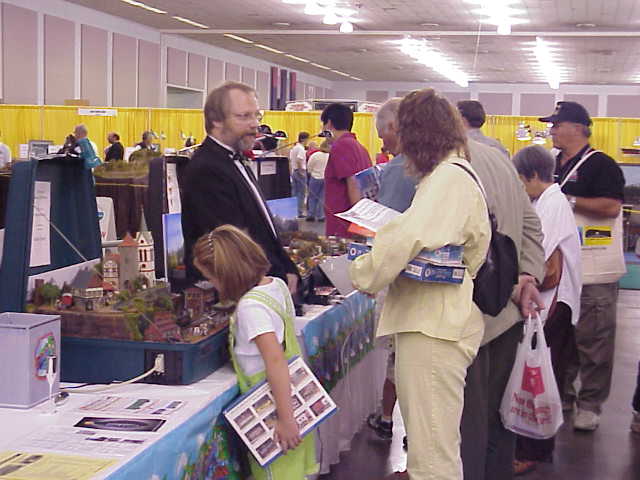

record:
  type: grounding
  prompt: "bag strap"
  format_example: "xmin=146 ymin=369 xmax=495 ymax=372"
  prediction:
xmin=559 ymin=149 xmax=601 ymax=188
xmin=451 ymin=162 xmax=488 ymax=201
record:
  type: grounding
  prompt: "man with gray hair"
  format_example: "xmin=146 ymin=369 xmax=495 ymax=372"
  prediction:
xmin=366 ymin=97 xmax=416 ymax=451
xmin=539 ymin=101 xmax=626 ymax=431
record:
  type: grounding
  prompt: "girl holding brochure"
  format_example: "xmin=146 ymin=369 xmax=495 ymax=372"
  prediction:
xmin=193 ymin=225 xmax=317 ymax=480
xmin=350 ymin=88 xmax=491 ymax=480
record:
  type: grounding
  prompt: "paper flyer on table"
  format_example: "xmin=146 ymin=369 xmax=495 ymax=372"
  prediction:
xmin=0 ymin=451 xmax=115 ymax=480
xmin=11 ymin=426 xmax=157 ymax=458
xmin=166 ymin=163 xmax=182 ymax=214
xmin=223 ymin=356 xmax=337 ymax=467
xmin=335 ymin=198 xmax=401 ymax=233
xmin=76 ymin=396 xmax=186 ymax=417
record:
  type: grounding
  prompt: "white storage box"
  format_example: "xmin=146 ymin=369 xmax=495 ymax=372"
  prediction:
xmin=0 ymin=312 xmax=60 ymax=409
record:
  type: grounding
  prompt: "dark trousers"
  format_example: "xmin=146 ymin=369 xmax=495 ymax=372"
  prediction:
xmin=461 ymin=322 xmax=523 ymax=480
xmin=515 ymin=303 xmax=576 ymax=462
xmin=633 ymin=361 xmax=640 ymax=412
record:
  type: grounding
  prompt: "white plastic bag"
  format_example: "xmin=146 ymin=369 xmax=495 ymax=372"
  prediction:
xmin=499 ymin=314 xmax=563 ymax=439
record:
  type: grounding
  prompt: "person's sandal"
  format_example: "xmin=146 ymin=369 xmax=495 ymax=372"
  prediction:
xmin=514 ymin=459 xmax=538 ymax=476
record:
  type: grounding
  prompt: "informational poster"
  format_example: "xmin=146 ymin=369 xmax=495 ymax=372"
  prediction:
xmin=260 ymin=160 xmax=276 ymax=176
xmin=29 ymin=181 xmax=51 ymax=267
xmin=0 ymin=451 xmax=115 ymax=480
xmin=96 ymin=197 xmax=116 ymax=242
xmin=166 ymin=163 xmax=182 ymax=214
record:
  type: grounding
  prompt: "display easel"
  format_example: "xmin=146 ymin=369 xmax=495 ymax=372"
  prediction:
xmin=0 ymin=155 xmax=101 ymax=312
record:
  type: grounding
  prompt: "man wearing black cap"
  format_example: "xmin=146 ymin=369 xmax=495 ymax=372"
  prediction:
xmin=539 ymin=101 xmax=626 ymax=431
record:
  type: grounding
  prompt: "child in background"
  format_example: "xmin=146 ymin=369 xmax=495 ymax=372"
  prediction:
xmin=193 ymin=225 xmax=317 ymax=480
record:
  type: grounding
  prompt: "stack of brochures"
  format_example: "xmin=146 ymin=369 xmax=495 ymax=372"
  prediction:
xmin=223 ymin=356 xmax=337 ymax=467
xmin=338 ymin=199 xmax=467 ymax=285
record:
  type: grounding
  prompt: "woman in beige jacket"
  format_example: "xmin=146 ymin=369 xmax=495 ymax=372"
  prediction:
xmin=350 ymin=88 xmax=491 ymax=480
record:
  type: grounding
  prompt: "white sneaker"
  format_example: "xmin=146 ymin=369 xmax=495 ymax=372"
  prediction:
xmin=573 ymin=409 xmax=600 ymax=431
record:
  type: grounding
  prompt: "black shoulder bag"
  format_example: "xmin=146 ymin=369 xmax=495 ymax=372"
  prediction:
xmin=453 ymin=163 xmax=519 ymax=316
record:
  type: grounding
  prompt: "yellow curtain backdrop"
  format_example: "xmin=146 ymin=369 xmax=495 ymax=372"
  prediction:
xmin=483 ymin=115 xmax=640 ymax=163
xmin=2 ymin=105 xmax=639 ymax=165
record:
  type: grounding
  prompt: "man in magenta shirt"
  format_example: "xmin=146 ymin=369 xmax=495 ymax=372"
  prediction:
xmin=321 ymin=103 xmax=372 ymax=237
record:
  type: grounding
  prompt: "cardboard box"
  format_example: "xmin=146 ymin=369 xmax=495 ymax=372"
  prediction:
xmin=0 ymin=312 xmax=61 ymax=409
xmin=347 ymin=243 xmax=466 ymax=285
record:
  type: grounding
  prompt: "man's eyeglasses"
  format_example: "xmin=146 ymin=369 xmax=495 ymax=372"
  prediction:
xmin=231 ymin=112 xmax=264 ymax=123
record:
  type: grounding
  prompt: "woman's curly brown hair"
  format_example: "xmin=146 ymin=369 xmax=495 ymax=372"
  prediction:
xmin=398 ymin=88 xmax=470 ymax=178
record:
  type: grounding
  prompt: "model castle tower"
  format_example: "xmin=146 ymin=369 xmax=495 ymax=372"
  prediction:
xmin=135 ymin=212 xmax=155 ymax=287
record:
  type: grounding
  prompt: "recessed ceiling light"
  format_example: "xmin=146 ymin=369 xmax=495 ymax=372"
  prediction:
xmin=120 ymin=0 xmax=166 ymax=14
xmin=224 ymin=34 xmax=254 ymax=44
xmin=172 ymin=16 xmax=209 ymax=28
xmin=576 ymin=23 xmax=597 ymax=28
xmin=598 ymin=68 xmax=612 ymax=73
xmin=255 ymin=44 xmax=285 ymax=54
xmin=285 ymin=54 xmax=310 ymax=63
xmin=421 ymin=23 xmax=440 ymax=27
xmin=273 ymin=22 xmax=291 ymax=27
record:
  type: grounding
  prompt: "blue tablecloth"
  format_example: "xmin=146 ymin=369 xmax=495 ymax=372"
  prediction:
xmin=300 ymin=293 xmax=376 ymax=392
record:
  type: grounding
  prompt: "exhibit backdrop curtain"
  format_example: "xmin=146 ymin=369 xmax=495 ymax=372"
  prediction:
xmin=2 ymin=105 xmax=640 ymax=164
xmin=483 ymin=115 xmax=640 ymax=163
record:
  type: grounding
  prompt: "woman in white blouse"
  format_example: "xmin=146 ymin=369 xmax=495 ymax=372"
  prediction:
xmin=511 ymin=145 xmax=583 ymax=475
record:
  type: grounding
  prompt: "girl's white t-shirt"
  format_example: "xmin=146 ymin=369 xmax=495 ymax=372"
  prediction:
xmin=234 ymin=277 xmax=289 ymax=377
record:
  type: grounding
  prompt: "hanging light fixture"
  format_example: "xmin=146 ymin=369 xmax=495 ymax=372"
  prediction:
xmin=340 ymin=21 xmax=354 ymax=33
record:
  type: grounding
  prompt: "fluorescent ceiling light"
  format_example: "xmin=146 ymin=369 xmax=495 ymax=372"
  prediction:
xmin=399 ymin=38 xmax=469 ymax=87
xmin=534 ymin=36 xmax=561 ymax=89
xmin=349 ymin=76 xmax=363 ymax=81
xmin=255 ymin=44 xmax=285 ymax=54
xmin=285 ymin=54 xmax=311 ymax=63
xmin=304 ymin=2 xmax=324 ymax=15
xmin=311 ymin=62 xmax=332 ymax=70
xmin=120 ymin=0 xmax=166 ymax=14
xmin=224 ymin=34 xmax=254 ymax=44
xmin=331 ymin=70 xmax=352 ymax=77
xmin=323 ymin=11 xmax=339 ymax=25
xmin=172 ymin=16 xmax=209 ymax=29
xmin=282 ymin=0 xmax=307 ymax=3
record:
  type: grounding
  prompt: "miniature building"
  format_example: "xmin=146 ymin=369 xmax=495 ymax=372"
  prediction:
xmin=71 ymin=269 xmax=104 ymax=311
xmin=102 ymin=253 xmax=120 ymax=291
xmin=183 ymin=285 xmax=216 ymax=320
xmin=144 ymin=311 xmax=182 ymax=342
xmin=136 ymin=213 xmax=155 ymax=287
xmin=108 ymin=213 xmax=156 ymax=292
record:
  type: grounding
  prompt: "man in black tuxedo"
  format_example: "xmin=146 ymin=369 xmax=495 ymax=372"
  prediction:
xmin=182 ymin=81 xmax=299 ymax=293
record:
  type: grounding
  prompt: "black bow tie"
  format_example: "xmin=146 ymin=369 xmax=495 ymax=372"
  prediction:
xmin=231 ymin=152 xmax=244 ymax=162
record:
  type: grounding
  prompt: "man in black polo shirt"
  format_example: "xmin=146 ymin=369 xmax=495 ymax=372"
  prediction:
xmin=540 ymin=101 xmax=626 ymax=431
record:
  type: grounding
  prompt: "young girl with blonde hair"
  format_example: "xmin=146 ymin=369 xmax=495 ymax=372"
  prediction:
xmin=193 ymin=225 xmax=317 ymax=480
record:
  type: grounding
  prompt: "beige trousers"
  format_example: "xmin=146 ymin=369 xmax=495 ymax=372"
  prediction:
xmin=396 ymin=327 xmax=483 ymax=480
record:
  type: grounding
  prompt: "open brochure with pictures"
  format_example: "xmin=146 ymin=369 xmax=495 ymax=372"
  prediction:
xmin=223 ymin=356 xmax=337 ymax=467
xmin=335 ymin=198 xmax=401 ymax=233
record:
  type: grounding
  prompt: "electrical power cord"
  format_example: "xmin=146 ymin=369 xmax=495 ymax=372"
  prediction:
xmin=60 ymin=354 xmax=165 ymax=394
